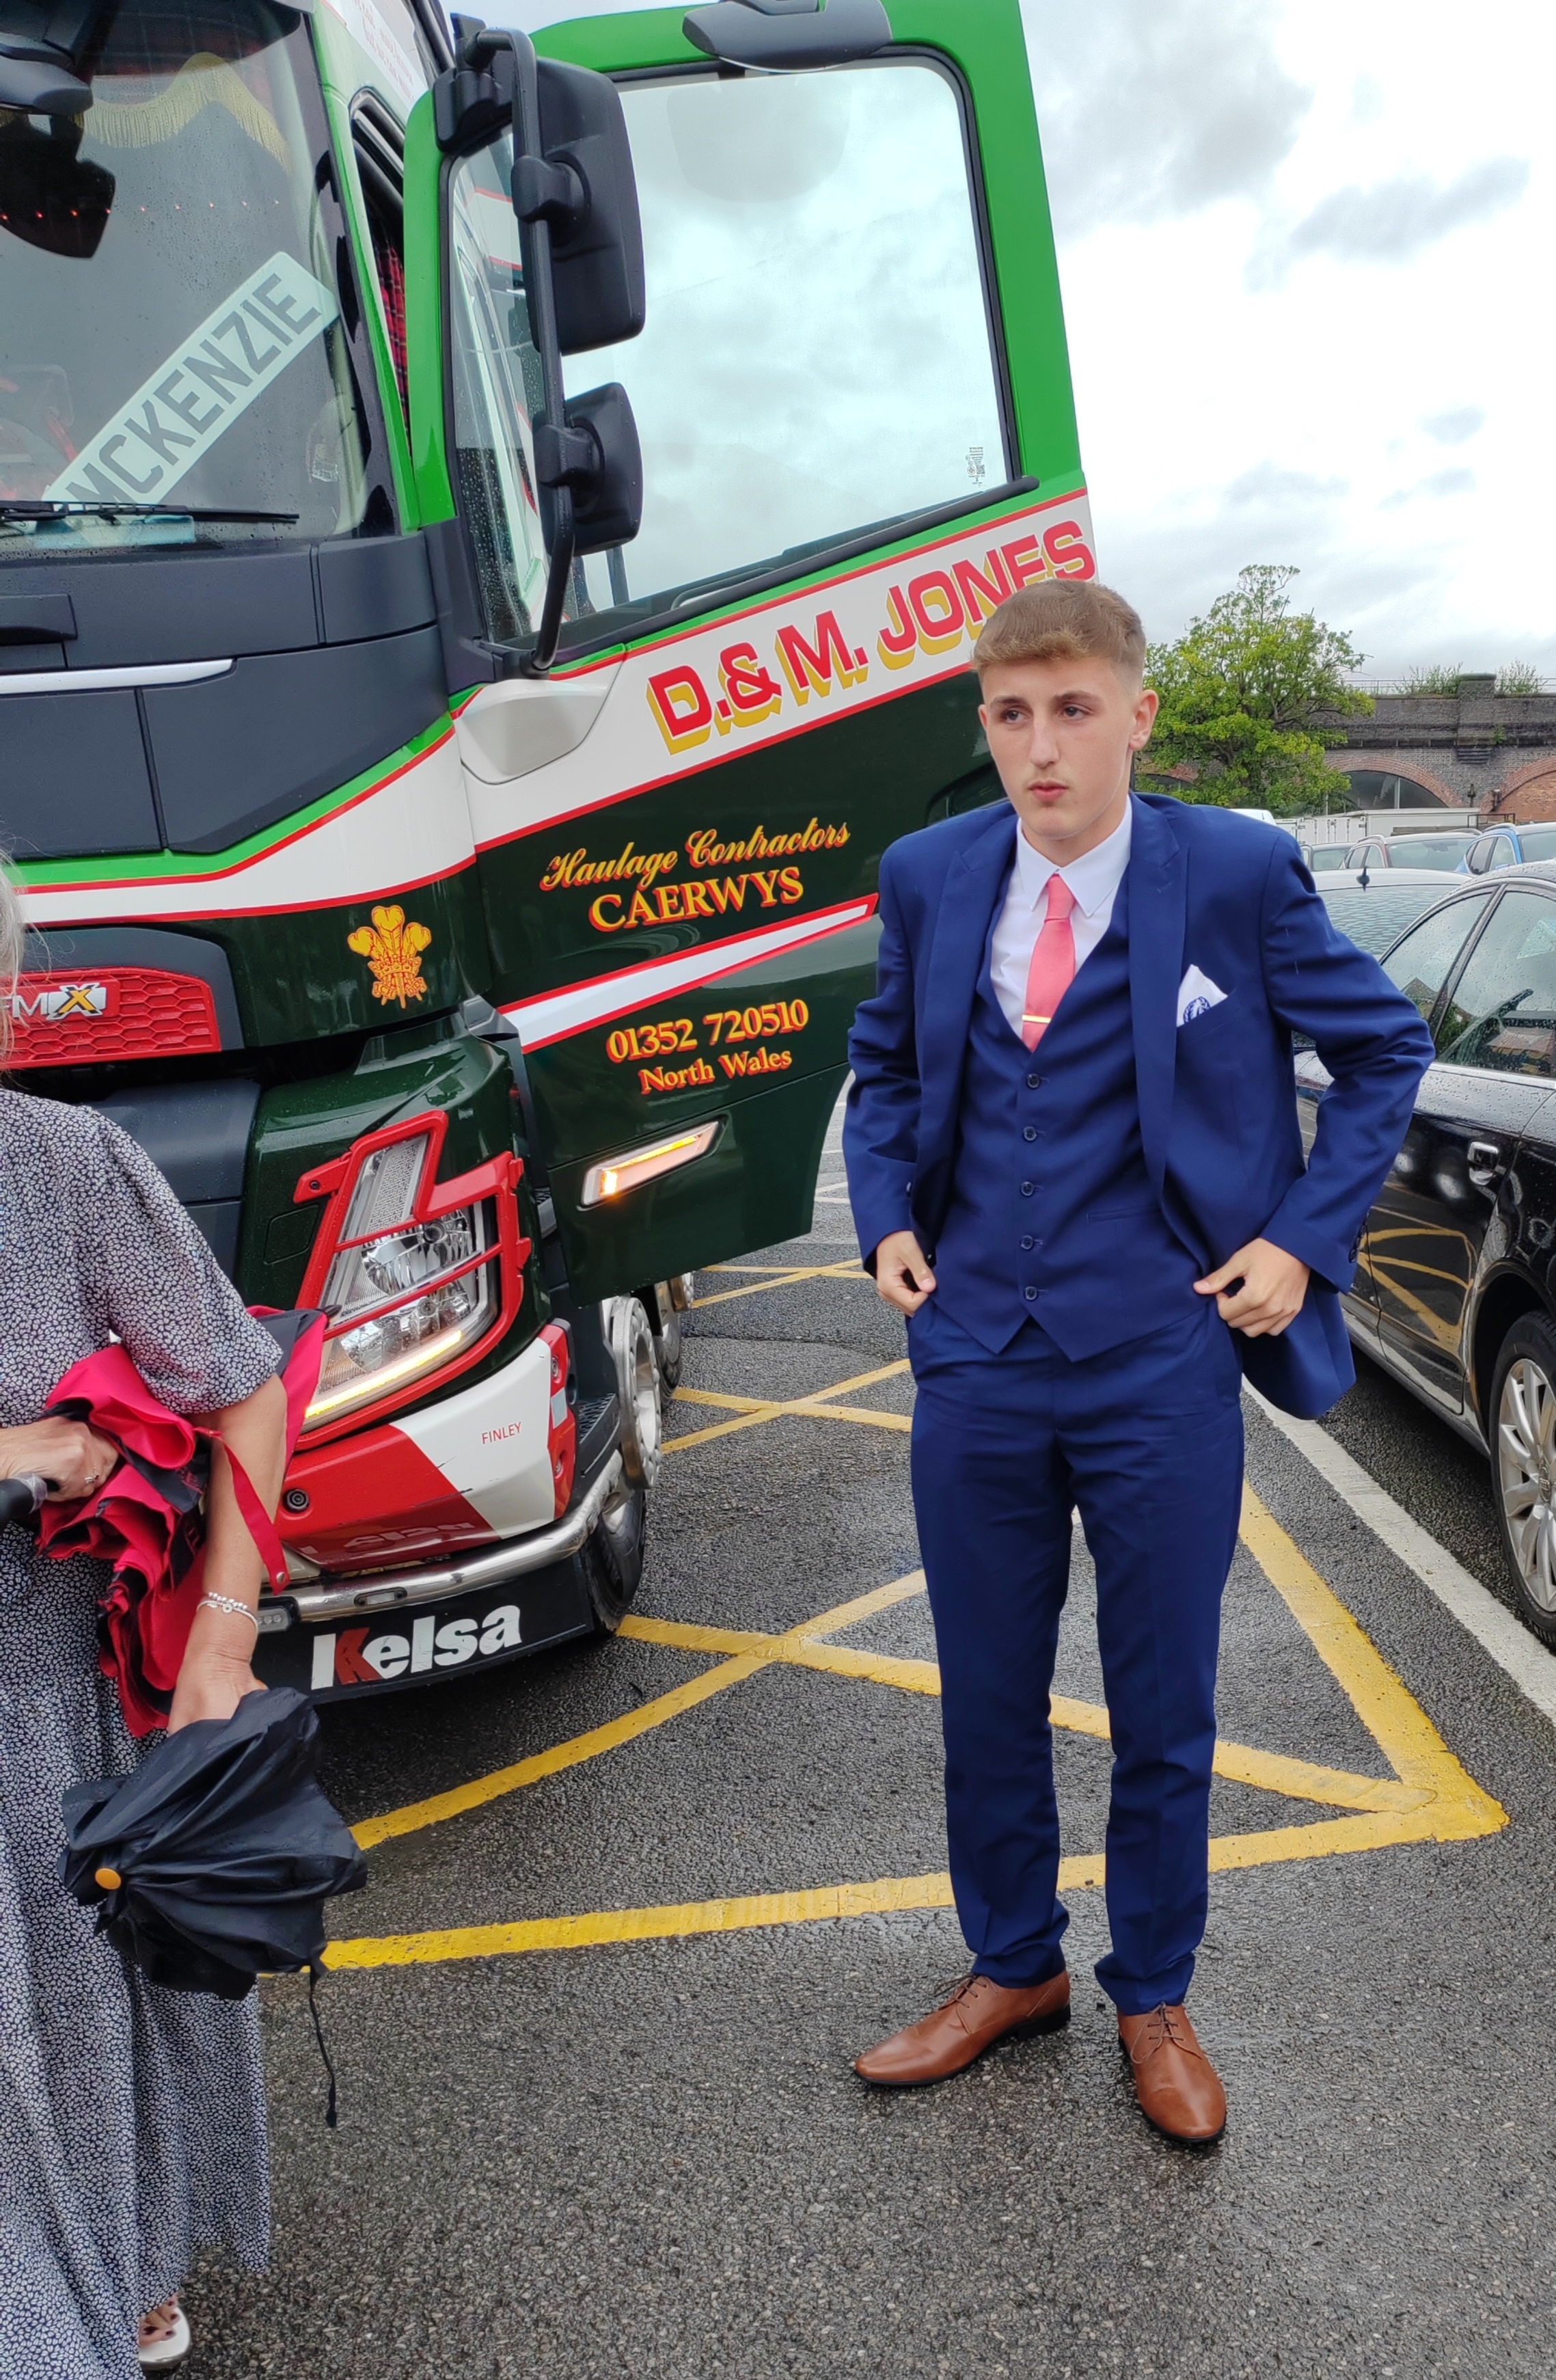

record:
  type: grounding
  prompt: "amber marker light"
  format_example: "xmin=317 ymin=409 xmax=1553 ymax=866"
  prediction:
xmin=581 ymin=1120 xmax=722 ymax=1208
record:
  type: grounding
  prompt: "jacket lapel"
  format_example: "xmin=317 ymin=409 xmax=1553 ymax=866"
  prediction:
xmin=1127 ymin=794 xmax=1187 ymax=1194
xmin=914 ymin=805 xmax=1017 ymax=1239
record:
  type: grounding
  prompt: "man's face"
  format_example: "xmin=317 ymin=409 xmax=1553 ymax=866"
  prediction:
xmin=979 ymin=653 xmax=1159 ymax=857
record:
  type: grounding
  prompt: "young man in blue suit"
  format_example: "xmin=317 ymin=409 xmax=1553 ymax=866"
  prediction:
xmin=843 ymin=580 xmax=1432 ymax=2140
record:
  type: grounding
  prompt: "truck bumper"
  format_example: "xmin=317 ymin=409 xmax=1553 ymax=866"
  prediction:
xmin=277 ymin=1329 xmax=563 ymax=1575
xmin=254 ymin=1452 xmax=622 ymax=1701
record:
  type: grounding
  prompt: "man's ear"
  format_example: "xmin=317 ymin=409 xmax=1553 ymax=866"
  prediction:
xmin=1129 ymin=684 xmax=1160 ymax=750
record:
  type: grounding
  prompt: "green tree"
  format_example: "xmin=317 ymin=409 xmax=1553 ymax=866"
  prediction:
xmin=1142 ymin=565 xmax=1374 ymax=815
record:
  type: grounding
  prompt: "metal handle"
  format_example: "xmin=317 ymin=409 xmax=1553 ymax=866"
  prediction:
xmin=1467 ymin=1139 xmax=1504 ymax=1190
xmin=0 ymin=1473 xmax=49 ymax=1524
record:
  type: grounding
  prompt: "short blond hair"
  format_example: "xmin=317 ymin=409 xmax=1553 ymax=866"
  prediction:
xmin=974 ymin=580 xmax=1146 ymax=680
xmin=0 ymin=858 xmax=21 ymax=1061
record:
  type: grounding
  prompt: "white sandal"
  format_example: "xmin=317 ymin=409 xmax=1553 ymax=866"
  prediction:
xmin=137 ymin=2297 xmax=191 ymax=2372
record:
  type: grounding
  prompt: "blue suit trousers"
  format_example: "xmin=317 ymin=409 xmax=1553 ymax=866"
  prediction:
xmin=908 ymin=1295 xmax=1245 ymax=2014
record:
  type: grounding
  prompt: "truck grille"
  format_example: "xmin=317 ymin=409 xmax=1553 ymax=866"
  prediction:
xmin=6 ymin=969 xmax=221 ymax=1068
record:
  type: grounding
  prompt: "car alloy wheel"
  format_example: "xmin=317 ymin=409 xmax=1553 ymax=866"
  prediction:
xmin=1497 ymin=1351 xmax=1556 ymax=1614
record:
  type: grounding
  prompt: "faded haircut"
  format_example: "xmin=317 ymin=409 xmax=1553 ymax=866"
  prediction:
xmin=0 ymin=856 xmax=20 ymax=1061
xmin=973 ymin=580 xmax=1147 ymax=681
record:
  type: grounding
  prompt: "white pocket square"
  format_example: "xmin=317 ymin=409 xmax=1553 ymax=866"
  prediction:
xmin=1177 ymin=965 xmax=1228 ymax=1026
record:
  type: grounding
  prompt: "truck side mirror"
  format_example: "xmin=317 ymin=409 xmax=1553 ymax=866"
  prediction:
xmin=0 ymin=116 xmax=114 ymax=258
xmin=433 ymin=21 xmax=646 ymax=671
xmin=534 ymin=59 xmax=645 ymax=357
xmin=547 ymin=382 xmax=643 ymax=558
xmin=508 ymin=38 xmax=646 ymax=670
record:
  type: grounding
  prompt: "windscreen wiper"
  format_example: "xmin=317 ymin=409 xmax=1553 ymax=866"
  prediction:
xmin=0 ymin=500 xmax=300 ymax=524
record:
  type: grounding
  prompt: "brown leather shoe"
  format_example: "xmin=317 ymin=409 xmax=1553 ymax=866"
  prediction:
xmin=854 ymin=1969 xmax=1070 ymax=2087
xmin=1118 ymin=2003 xmax=1227 ymax=2142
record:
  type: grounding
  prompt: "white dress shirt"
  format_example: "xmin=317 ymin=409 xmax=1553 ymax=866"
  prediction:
xmin=988 ymin=802 xmax=1134 ymax=1040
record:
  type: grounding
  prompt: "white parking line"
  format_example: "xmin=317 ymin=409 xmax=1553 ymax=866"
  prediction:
xmin=1246 ymin=1386 xmax=1556 ymax=1728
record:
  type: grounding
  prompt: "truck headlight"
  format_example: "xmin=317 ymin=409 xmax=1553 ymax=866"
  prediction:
xmin=310 ymin=1200 xmax=499 ymax=1422
xmin=295 ymin=1115 xmax=531 ymax=1437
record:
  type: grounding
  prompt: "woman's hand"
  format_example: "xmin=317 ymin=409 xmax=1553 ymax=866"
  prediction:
xmin=168 ymin=1649 xmax=263 ymax=1732
xmin=0 ymin=1417 xmax=120 ymax=1500
xmin=168 ymin=1609 xmax=265 ymax=1734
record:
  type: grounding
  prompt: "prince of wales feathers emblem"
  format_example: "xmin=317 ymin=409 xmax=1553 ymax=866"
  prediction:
xmin=348 ymin=906 xmax=433 ymax=1008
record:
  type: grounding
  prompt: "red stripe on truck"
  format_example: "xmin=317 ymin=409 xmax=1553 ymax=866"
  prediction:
xmin=280 ymin=1422 xmax=493 ymax=1575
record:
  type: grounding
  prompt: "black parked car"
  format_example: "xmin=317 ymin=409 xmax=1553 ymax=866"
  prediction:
xmin=1299 ymin=863 xmax=1556 ymax=1642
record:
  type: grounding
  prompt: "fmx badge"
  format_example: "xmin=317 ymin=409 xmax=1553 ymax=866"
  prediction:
xmin=7 ymin=979 xmax=113 ymax=1022
xmin=349 ymin=905 xmax=433 ymax=1008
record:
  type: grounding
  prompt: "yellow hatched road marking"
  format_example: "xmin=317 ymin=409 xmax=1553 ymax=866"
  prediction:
xmin=693 ymin=1261 xmax=866 ymax=1308
xmin=619 ymin=1616 xmax=1431 ymax=1817
xmin=330 ymin=1418 xmax=1506 ymax=1968
xmin=666 ymin=1360 xmax=912 ymax=1452
xmin=352 ymin=1655 xmax=767 ymax=1849
xmin=1238 ymin=1483 xmax=1505 ymax=1841
xmin=352 ymin=1575 xmax=927 ymax=1850
xmin=320 ymin=1817 xmax=1429 ymax=1972
xmin=325 ymin=1872 xmax=963 ymax=1969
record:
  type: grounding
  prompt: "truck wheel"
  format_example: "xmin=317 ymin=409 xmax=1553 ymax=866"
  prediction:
xmin=579 ymin=1470 xmax=646 ymax=1633
xmin=608 ymin=1295 xmax=663 ymax=1488
xmin=1490 ymin=1313 xmax=1556 ymax=1646
xmin=653 ymin=1278 xmax=685 ymax=1392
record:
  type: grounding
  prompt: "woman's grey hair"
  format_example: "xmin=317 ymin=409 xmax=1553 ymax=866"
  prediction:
xmin=0 ymin=855 xmax=22 ymax=1060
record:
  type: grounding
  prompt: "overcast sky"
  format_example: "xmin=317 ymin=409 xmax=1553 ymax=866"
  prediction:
xmin=512 ymin=0 xmax=1551 ymax=677
xmin=1027 ymin=0 xmax=1552 ymax=675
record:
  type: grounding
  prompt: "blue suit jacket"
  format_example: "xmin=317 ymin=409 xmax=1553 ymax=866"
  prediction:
xmin=844 ymin=792 xmax=1436 ymax=1419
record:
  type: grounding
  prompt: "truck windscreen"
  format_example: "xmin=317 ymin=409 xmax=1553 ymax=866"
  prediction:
xmin=0 ymin=1 xmax=386 ymax=559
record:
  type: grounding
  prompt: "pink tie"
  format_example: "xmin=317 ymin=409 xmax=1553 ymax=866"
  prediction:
xmin=1022 ymin=875 xmax=1077 ymax=1051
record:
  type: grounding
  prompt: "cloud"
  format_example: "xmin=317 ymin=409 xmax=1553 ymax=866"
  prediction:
xmin=1251 ymin=157 xmax=1529 ymax=284
xmin=1423 ymin=406 xmax=1486 ymax=446
xmin=1093 ymin=505 xmax=1423 ymax=654
xmin=1225 ymin=461 xmax=1348 ymax=509
xmin=1350 ymin=75 xmax=1385 ymax=125
xmin=1380 ymin=468 xmax=1477 ymax=511
xmin=1022 ymin=0 xmax=1311 ymax=236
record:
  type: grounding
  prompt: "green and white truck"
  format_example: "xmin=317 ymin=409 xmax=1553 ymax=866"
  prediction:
xmin=0 ymin=0 xmax=1088 ymax=1699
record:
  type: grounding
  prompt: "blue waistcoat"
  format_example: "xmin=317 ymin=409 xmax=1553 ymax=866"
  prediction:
xmin=931 ymin=864 xmax=1203 ymax=1359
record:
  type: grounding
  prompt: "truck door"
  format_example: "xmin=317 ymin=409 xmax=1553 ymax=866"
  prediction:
xmin=406 ymin=0 xmax=1085 ymax=1299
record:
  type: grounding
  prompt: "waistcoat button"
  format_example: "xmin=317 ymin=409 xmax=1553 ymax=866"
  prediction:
xmin=1024 ymin=1286 xmax=1038 ymax=1301
xmin=1021 ymin=1234 xmax=1035 ymax=1250
xmin=1022 ymin=1125 xmax=1037 ymax=1142
xmin=1020 ymin=1181 xmax=1034 ymax=1196
xmin=1026 ymin=1074 xmax=1042 ymax=1090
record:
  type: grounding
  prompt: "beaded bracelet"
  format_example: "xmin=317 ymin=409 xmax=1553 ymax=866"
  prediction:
xmin=198 ymin=1592 xmax=260 ymax=1632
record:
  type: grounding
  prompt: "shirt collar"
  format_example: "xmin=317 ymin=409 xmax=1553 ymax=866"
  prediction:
xmin=1011 ymin=799 xmax=1133 ymax=918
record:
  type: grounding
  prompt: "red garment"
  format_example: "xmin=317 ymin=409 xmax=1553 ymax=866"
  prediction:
xmin=38 ymin=1312 xmax=325 ymax=1735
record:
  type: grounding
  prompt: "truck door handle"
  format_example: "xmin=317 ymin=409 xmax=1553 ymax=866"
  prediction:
xmin=1467 ymin=1140 xmax=1505 ymax=1189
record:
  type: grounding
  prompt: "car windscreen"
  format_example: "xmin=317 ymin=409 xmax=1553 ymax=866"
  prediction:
xmin=0 ymin=1 xmax=390 ymax=560
xmin=1512 ymin=827 xmax=1556 ymax=862
xmin=1322 ymin=882 xmax=1453 ymax=956
xmin=1307 ymin=846 xmax=1352 ymax=873
xmin=1387 ymin=836 xmax=1473 ymax=871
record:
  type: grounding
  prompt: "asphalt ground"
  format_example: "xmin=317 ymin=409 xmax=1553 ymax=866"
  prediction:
xmin=191 ymin=1108 xmax=1556 ymax=2380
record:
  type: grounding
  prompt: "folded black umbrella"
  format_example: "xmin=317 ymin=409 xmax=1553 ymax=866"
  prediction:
xmin=60 ymin=1688 xmax=367 ymax=2115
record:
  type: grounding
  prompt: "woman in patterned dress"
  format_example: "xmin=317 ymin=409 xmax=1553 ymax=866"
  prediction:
xmin=0 ymin=861 xmax=290 ymax=2379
